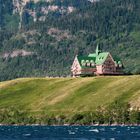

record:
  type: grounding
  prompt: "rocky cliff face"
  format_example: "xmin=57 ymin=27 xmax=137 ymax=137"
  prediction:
xmin=1 ymin=0 xmax=93 ymax=29
xmin=12 ymin=0 xmax=44 ymax=28
xmin=13 ymin=0 xmax=41 ymax=14
xmin=12 ymin=0 xmax=27 ymax=29
xmin=12 ymin=0 xmax=77 ymax=29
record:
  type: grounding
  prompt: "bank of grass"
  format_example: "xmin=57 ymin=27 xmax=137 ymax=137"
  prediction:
xmin=0 ymin=76 xmax=140 ymax=125
xmin=0 ymin=76 xmax=140 ymax=114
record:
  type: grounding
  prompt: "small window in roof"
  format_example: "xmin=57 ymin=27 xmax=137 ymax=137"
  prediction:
xmin=81 ymin=60 xmax=85 ymax=63
xmin=90 ymin=60 xmax=94 ymax=63
xmin=87 ymin=62 xmax=90 ymax=66
xmin=119 ymin=64 xmax=122 ymax=67
xmin=82 ymin=63 xmax=86 ymax=66
xmin=118 ymin=61 xmax=121 ymax=64
xmin=91 ymin=63 xmax=95 ymax=67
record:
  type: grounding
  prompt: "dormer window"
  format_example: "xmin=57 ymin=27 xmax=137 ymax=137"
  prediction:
xmin=81 ymin=60 xmax=85 ymax=63
xmin=90 ymin=60 xmax=94 ymax=63
xmin=91 ymin=63 xmax=95 ymax=67
xmin=119 ymin=64 xmax=122 ymax=67
xmin=82 ymin=63 xmax=86 ymax=66
xmin=86 ymin=60 xmax=89 ymax=63
xmin=81 ymin=60 xmax=86 ymax=66
xmin=87 ymin=62 xmax=90 ymax=66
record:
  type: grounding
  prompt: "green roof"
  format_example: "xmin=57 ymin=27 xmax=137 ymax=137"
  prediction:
xmin=77 ymin=56 xmax=96 ymax=68
xmin=88 ymin=53 xmax=97 ymax=57
xmin=76 ymin=46 xmax=123 ymax=68
xmin=86 ymin=52 xmax=109 ymax=65
xmin=95 ymin=52 xmax=109 ymax=65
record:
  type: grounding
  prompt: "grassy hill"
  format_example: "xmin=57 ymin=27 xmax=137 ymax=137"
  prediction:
xmin=0 ymin=76 xmax=140 ymax=116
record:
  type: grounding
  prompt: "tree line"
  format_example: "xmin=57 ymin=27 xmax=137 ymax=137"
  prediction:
xmin=0 ymin=102 xmax=139 ymax=125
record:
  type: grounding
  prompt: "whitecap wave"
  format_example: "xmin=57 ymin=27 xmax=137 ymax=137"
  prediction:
xmin=89 ymin=129 xmax=99 ymax=133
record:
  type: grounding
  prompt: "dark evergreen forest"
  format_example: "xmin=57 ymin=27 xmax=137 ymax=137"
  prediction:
xmin=0 ymin=0 xmax=140 ymax=81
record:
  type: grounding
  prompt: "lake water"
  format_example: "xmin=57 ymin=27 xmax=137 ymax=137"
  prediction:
xmin=0 ymin=126 xmax=140 ymax=140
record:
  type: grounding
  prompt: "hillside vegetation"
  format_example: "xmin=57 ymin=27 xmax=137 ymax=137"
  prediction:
xmin=0 ymin=76 xmax=140 ymax=125
xmin=0 ymin=0 xmax=140 ymax=81
xmin=0 ymin=76 xmax=140 ymax=115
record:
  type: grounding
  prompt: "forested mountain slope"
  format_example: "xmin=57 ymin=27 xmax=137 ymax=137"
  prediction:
xmin=0 ymin=0 xmax=140 ymax=81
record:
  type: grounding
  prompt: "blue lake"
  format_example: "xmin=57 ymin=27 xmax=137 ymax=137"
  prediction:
xmin=0 ymin=126 xmax=140 ymax=140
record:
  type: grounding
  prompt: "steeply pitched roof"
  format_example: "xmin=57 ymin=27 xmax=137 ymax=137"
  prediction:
xmin=96 ymin=52 xmax=109 ymax=65
xmin=77 ymin=56 xmax=96 ymax=68
xmin=88 ymin=52 xmax=109 ymax=65
xmin=76 ymin=45 xmax=123 ymax=68
xmin=77 ymin=52 xmax=109 ymax=68
xmin=88 ymin=53 xmax=97 ymax=57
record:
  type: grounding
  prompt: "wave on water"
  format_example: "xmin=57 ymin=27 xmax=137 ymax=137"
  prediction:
xmin=23 ymin=133 xmax=31 ymax=137
xmin=68 ymin=130 xmax=76 ymax=135
xmin=0 ymin=126 xmax=139 ymax=140
xmin=89 ymin=129 xmax=99 ymax=133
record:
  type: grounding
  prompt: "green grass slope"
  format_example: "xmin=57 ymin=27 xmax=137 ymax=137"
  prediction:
xmin=0 ymin=76 xmax=140 ymax=115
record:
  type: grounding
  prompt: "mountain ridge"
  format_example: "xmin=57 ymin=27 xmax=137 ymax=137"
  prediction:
xmin=0 ymin=0 xmax=140 ymax=81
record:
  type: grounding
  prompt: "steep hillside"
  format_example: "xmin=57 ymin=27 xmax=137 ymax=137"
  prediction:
xmin=0 ymin=0 xmax=140 ymax=81
xmin=0 ymin=76 xmax=140 ymax=115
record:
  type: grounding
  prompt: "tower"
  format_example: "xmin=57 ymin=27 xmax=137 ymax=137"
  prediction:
xmin=96 ymin=44 xmax=101 ymax=55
